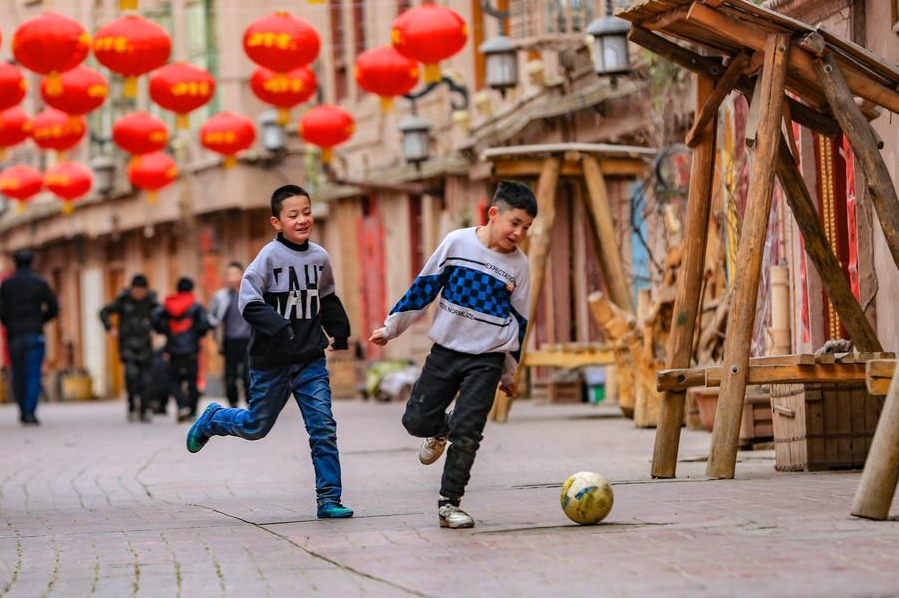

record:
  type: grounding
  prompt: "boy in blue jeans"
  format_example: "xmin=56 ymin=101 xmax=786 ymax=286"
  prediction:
xmin=370 ymin=180 xmax=537 ymax=528
xmin=187 ymin=184 xmax=353 ymax=519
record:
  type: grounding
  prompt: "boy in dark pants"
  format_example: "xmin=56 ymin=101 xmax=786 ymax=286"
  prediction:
xmin=370 ymin=180 xmax=537 ymax=528
xmin=186 ymin=184 xmax=354 ymax=519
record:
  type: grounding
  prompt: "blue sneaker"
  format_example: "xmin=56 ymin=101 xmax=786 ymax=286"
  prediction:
xmin=317 ymin=502 xmax=354 ymax=519
xmin=186 ymin=403 xmax=223 ymax=453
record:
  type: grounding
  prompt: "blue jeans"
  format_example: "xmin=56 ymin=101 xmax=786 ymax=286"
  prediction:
xmin=202 ymin=358 xmax=343 ymax=504
xmin=9 ymin=334 xmax=46 ymax=418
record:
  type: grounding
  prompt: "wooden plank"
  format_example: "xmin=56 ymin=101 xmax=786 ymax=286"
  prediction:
xmin=522 ymin=348 xmax=617 ymax=368
xmin=651 ymin=74 xmax=717 ymax=478
xmin=708 ymin=33 xmax=790 ymax=480
xmin=749 ymin=353 xmax=816 ymax=366
xmin=685 ymin=50 xmax=750 ymax=148
xmin=866 ymin=359 xmax=897 ymax=395
xmin=659 ymin=363 xmax=869 ymax=391
xmin=774 ymin=132 xmax=883 ymax=352
xmin=813 ymin=53 xmax=899 ymax=271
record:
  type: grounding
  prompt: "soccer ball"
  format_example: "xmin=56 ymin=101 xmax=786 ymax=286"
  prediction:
xmin=560 ymin=471 xmax=614 ymax=525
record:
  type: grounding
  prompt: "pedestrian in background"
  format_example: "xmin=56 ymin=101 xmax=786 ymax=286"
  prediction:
xmin=99 ymin=274 xmax=159 ymax=422
xmin=207 ymin=261 xmax=251 ymax=408
xmin=186 ymin=184 xmax=354 ymax=520
xmin=152 ymin=277 xmax=210 ymax=422
xmin=370 ymin=180 xmax=537 ymax=529
xmin=0 ymin=249 xmax=59 ymax=425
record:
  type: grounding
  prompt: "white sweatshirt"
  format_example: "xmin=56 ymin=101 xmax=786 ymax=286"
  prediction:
xmin=381 ymin=227 xmax=530 ymax=385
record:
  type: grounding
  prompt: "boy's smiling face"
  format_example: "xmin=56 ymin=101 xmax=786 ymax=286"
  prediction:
xmin=486 ymin=206 xmax=534 ymax=253
xmin=271 ymin=194 xmax=314 ymax=245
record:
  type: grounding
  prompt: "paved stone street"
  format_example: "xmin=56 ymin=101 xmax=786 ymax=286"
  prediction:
xmin=0 ymin=395 xmax=896 ymax=597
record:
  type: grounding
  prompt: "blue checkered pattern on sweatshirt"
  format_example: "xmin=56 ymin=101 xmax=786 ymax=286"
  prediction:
xmin=390 ymin=274 xmax=444 ymax=314
xmin=440 ymin=266 xmax=511 ymax=318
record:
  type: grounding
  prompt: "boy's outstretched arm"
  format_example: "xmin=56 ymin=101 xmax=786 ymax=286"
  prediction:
xmin=369 ymin=327 xmax=389 ymax=346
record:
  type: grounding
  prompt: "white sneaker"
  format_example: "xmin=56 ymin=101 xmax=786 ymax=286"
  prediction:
xmin=419 ymin=437 xmax=447 ymax=465
xmin=438 ymin=504 xmax=474 ymax=529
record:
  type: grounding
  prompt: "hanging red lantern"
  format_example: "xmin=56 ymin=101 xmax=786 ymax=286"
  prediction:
xmin=40 ymin=65 xmax=108 ymax=119
xmin=44 ymin=161 xmax=92 ymax=214
xmin=392 ymin=4 xmax=468 ymax=83
xmin=113 ymin=112 xmax=169 ymax=160
xmin=298 ymin=104 xmax=354 ymax=164
xmin=0 ymin=63 xmax=28 ymax=112
xmin=250 ymin=66 xmax=316 ymax=125
xmin=0 ymin=107 xmax=32 ymax=161
xmin=355 ymin=45 xmax=420 ymax=113
xmin=243 ymin=12 xmax=320 ymax=73
xmin=127 ymin=151 xmax=177 ymax=203
xmin=93 ymin=15 xmax=172 ymax=98
xmin=32 ymin=109 xmax=86 ymax=160
xmin=0 ymin=164 xmax=43 ymax=212
xmin=149 ymin=62 xmax=215 ymax=129
xmin=199 ymin=112 xmax=256 ymax=169
xmin=12 ymin=12 xmax=91 ymax=96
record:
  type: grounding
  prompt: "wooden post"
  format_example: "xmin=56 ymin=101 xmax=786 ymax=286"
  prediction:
xmin=685 ymin=51 xmax=749 ymax=148
xmin=851 ymin=361 xmax=899 ymax=520
xmin=707 ymin=34 xmax=790 ymax=479
xmin=774 ymin=133 xmax=883 ymax=352
xmin=651 ymin=76 xmax=718 ymax=478
xmin=582 ymin=155 xmax=635 ymax=314
xmin=813 ymin=52 xmax=899 ymax=271
xmin=489 ymin=157 xmax=560 ymax=422
xmin=770 ymin=264 xmax=791 ymax=355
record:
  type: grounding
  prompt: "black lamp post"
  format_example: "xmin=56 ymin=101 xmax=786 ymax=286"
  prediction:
xmin=586 ymin=0 xmax=632 ymax=79
xmin=399 ymin=76 xmax=470 ymax=166
xmin=478 ymin=1 xmax=518 ymax=97
xmin=89 ymin=155 xmax=116 ymax=197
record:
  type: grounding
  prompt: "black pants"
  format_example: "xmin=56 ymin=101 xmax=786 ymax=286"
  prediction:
xmin=123 ymin=359 xmax=152 ymax=416
xmin=222 ymin=338 xmax=250 ymax=408
xmin=401 ymin=344 xmax=505 ymax=503
xmin=169 ymin=353 xmax=200 ymax=415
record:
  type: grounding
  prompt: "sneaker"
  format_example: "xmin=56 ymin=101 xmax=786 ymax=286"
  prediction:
xmin=185 ymin=403 xmax=223 ymax=453
xmin=317 ymin=502 xmax=354 ymax=519
xmin=438 ymin=504 xmax=474 ymax=529
xmin=419 ymin=437 xmax=447 ymax=465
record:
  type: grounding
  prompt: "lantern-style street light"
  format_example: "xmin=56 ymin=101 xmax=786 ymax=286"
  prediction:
xmin=258 ymin=109 xmax=286 ymax=154
xmin=89 ymin=154 xmax=116 ymax=197
xmin=586 ymin=0 xmax=632 ymax=79
xmin=479 ymin=1 xmax=517 ymax=97
xmin=398 ymin=76 xmax=470 ymax=166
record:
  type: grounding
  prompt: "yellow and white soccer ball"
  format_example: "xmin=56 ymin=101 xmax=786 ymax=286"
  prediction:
xmin=560 ymin=471 xmax=614 ymax=525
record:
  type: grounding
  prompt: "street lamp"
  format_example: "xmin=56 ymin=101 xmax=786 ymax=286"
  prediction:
xmin=89 ymin=154 xmax=116 ymax=197
xmin=257 ymin=109 xmax=286 ymax=154
xmin=479 ymin=1 xmax=518 ymax=97
xmin=586 ymin=0 xmax=632 ymax=79
xmin=399 ymin=76 xmax=470 ymax=165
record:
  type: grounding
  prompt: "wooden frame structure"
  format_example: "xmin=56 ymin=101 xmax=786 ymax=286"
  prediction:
xmin=619 ymin=0 xmax=899 ymax=479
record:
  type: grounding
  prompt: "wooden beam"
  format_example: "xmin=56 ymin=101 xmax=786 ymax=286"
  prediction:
xmin=866 ymin=359 xmax=897 ymax=395
xmin=813 ymin=52 xmax=899 ymax=271
xmin=651 ymin=75 xmax=717 ymax=478
xmin=658 ymin=363 xmax=868 ymax=391
xmin=627 ymin=25 xmax=840 ymax=137
xmin=774 ymin=133 xmax=883 ymax=352
xmin=643 ymin=5 xmax=691 ymax=32
xmin=685 ymin=2 xmax=899 ymax=114
xmin=582 ymin=155 xmax=636 ymax=314
xmin=493 ymin=157 xmax=648 ymax=178
xmin=852 ymin=360 xmax=899 ymax=520
xmin=708 ymin=33 xmax=790 ymax=480
xmin=685 ymin=51 xmax=750 ymax=148
xmin=522 ymin=347 xmax=617 ymax=368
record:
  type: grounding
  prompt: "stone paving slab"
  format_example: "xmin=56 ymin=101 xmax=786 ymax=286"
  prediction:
xmin=0 ymin=396 xmax=896 ymax=597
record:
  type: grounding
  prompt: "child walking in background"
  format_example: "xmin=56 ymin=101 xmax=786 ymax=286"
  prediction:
xmin=186 ymin=184 xmax=353 ymax=519
xmin=370 ymin=180 xmax=537 ymax=529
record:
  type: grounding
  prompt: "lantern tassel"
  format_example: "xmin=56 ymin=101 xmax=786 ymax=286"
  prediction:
xmin=56 ymin=150 xmax=69 ymax=162
xmin=146 ymin=190 xmax=158 ymax=204
xmin=321 ymin=148 xmax=333 ymax=164
xmin=176 ymin=114 xmax=189 ymax=130
xmin=423 ymin=63 xmax=442 ymax=84
xmin=61 ymin=201 xmax=75 ymax=215
xmin=120 ymin=0 xmax=139 ymax=10
xmin=123 ymin=76 xmax=138 ymax=98
xmin=379 ymin=96 xmax=395 ymax=113
xmin=276 ymin=108 xmax=291 ymax=125
xmin=15 ymin=201 xmax=26 ymax=214
xmin=45 ymin=73 xmax=64 ymax=97
xmin=0 ymin=148 xmax=6 ymax=162
xmin=223 ymin=155 xmax=237 ymax=169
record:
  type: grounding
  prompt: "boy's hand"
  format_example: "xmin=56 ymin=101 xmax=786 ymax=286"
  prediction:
xmin=369 ymin=328 xmax=389 ymax=346
xmin=499 ymin=381 xmax=518 ymax=398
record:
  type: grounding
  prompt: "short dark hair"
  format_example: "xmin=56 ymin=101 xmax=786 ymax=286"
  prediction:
xmin=12 ymin=249 xmax=34 ymax=268
xmin=492 ymin=180 xmax=538 ymax=218
xmin=130 ymin=274 xmax=149 ymax=288
xmin=226 ymin=260 xmax=244 ymax=271
xmin=270 ymin=184 xmax=310 ymax=218
xmin=176 ymin=277 xmax=194 ymax=292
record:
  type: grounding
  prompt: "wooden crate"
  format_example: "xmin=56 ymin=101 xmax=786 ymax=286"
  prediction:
xmin=739 ymin=392 xmax=773 ymax=446
xmin=327 ymin=357 xmax=364 ymax=399
xmin=548 ymin=381 xmax=583 ymax=404
xmin=770 ymin=382 xmax=883 ymax=471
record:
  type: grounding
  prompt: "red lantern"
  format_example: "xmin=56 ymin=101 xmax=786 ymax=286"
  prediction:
xmin=93 ymin=15 xmax=172 ymax=98
xmin=40 ymin=65 xmax=108 ymax=118
xmin=0 ymin=107 xmax=32 ymax=161
xmin=0 ymin=164 xmax=43 ymax=212
xmin=392 ymin=4 xmax=468 ymax=83
xmin=0 ymin=63 xmax=27 ymax=111
xmin=199 ymin=112 xmax=256 ymax=169
xmin=298 ymin=104 xmax=354 ymax=164
xmin=127 ymin=151 xmax=177 ymax=202
xmin=32 ymin=109 xmax=86 ymax=159
xmin=243 ymin=12 xmax=320 ymax=73
xmin=250 ymin=66 xmax=316 ymax=125
xmin=149 ymin=62 xmax=215 ymax=129
xmin=12 ymin=12 xmax=91 ymax=96
xmin=355 ymin=45 xmax=420 ymax=113
xmin=113 ymin=112 xmax=169 ymax=158
xmin=44 ymin=161 xmax=92 ymax=214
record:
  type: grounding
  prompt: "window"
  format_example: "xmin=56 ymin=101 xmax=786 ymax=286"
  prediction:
xmin=184 ymin=0 xmax=219 ymax=121
xmin=546 ymin=0 xmax=594 ymax=34
xmin=330 ymin=0 xmax=347 ymax=102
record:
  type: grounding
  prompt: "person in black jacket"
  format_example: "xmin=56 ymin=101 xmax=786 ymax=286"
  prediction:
xmin=152 ymin=277 xmax=210 ymax=422
xmin=0 ymin=249 xmax=59 ymax=425
xmin=99 ymin=274 xmax=159 ymax=422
